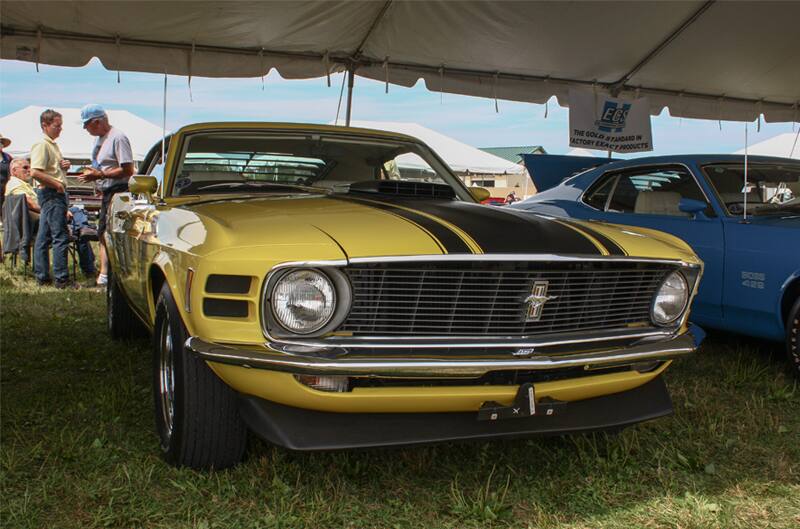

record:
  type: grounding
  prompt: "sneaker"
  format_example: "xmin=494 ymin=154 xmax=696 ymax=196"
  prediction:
xmin=96 ymin=273 xmax=108 ymax=286
xmin=36 ymin=278 xmax=52 ymax=287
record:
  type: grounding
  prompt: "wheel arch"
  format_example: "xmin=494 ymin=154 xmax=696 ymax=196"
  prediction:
xmin=780 ymin=272 xmax=800 ymax=326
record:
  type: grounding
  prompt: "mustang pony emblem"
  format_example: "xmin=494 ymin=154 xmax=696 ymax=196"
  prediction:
xmin=524 ymin=281 xmax=557 ymax=321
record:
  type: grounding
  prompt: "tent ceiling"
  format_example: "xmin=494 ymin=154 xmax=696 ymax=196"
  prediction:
xmin=2 ymin=1 xmax=798 ymax=122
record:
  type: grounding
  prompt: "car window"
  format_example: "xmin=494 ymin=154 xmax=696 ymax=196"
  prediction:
xmin=604 ymin=166 xmax=711 ymax=217
xmin=702 ymin=163 xmax=800 ymax=216
xmin=583 ymin=174 xmax=618 ymax=210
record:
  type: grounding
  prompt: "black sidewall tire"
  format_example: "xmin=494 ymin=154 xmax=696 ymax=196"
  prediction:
xmin=152 ymin=283 xmax=248 ymax=469
xmin=153 ymin=285 xmax=186 ymax=463
xmin=787 ymin=297 xmax=800 ymax=378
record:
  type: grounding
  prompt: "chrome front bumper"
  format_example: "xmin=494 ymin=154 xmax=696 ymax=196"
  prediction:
xmin=187 ymin=324 xmax=704 ymax=378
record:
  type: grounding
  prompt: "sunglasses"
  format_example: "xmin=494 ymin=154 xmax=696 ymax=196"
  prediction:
xmin=83 ymin=119 xmax=99 ymax=129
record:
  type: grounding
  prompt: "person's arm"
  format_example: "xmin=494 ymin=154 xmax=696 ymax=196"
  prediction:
xmin=79 ymin=135 xmax=135 ymax=182
xmin=30 ymin=168 xmax=65 ymax=193
xmin=25 ymin=195 xmax=40 ymax=213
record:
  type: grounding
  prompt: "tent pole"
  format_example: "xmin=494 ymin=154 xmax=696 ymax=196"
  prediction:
xmin=345 ymin=67 xmax=355 ymax=126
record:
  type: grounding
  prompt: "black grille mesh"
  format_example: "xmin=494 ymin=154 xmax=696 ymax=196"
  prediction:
xmin=339 ymin=261 xmax=672 ymax=336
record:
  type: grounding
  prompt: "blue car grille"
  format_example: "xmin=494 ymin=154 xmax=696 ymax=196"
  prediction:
xmin=340 ymin=261 xmax=674 ymax=337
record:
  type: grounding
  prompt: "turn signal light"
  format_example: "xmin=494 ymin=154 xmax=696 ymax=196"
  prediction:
xmin=294 ymin=375 xmax=349 ymax=392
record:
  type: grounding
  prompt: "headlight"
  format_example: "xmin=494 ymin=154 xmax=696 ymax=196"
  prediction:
xmin=271 ymin=269 xmax=336 ymax=334
xmin=651 ymin=271 xmax=689 ymax=326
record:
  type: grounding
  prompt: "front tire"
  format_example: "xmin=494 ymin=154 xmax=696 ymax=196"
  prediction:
xmin=152 ymin=283 xmax=247 ymax=469
xmin=787 ymin=297 xmax=800 ymax=378
xmin=107 ymin=271 xmax=147 ymax=340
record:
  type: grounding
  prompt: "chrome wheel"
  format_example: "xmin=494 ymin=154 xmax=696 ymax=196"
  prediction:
xmin=158 ymin=317 xmax=176 ymax=446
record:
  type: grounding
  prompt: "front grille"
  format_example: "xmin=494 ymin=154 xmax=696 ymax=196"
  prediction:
xmin=339 ymin=261 xmax=674 ymax=336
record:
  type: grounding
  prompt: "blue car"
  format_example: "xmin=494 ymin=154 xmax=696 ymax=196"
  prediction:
xmin=514 ymin=154 xmax=800 ymax=375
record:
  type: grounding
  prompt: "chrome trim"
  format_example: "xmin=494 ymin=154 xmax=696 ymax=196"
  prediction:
xmin=184 ymin=267 xmax=195 ymax=313
xmin=347 ymin=254 xmax=701 ymax=267
xmin=187 ymin=325 xmax=702 ymax=378
xmin=269 ymin=328 xmax=673 ymax=351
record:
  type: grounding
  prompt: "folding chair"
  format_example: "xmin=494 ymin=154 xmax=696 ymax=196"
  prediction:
xmin=1 ymin=194 xmax=34 ymax=275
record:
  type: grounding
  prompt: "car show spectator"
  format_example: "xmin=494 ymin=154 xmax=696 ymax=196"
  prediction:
xmin=505 ymin=190 xmax=518 ymax=204
xmin=0 ymin=133 xmax=13 ymax=212
xmin=77 ymin=104 xmax=134 ymax=287
xmin=5 ymin=158 xmax=40 ymax=221
xmin=30 ymin=109 xmax=72 ymax=288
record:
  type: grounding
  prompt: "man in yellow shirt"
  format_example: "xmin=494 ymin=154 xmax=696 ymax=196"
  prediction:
xmin=30 ymin=109 xmax=72 ymax=288
xmin=5 ymin=158 xmax=41 ymax=221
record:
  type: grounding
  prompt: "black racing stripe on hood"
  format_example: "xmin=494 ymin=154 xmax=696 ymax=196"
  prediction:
xmin=352 ymin=196 xmax=603 ymax=255
xmin=573 ymin=223 xmax=627 ymax=256
xmin=331 ymin=196 xmax=473 ymax=254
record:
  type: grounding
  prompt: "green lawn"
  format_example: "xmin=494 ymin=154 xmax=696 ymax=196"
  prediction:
xmin=1 ymin=266 xmax=798 ymax=529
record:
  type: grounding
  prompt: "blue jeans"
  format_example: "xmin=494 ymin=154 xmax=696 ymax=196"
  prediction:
xmin=34 ymin=188 xmax=69 ymax=282
xmin=76 ymin=237 xmax=96 ymax=276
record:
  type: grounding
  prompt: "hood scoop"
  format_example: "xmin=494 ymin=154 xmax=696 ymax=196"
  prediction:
xmin=348 ymin=180 xmax=456 ymax=200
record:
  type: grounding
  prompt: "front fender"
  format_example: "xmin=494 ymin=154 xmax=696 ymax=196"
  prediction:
xmin=150 ymin=250 xmax=198 ymax=336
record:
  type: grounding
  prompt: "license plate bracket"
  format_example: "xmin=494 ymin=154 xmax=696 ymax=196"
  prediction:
xmin=477 ymin=383 xmax=565 ymax=421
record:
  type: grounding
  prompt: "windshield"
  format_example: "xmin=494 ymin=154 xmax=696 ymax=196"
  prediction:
xmin=171 ymin=131 xmax=466 ymax=198
xmin=702 ymin=163 xmax=800 ymax=216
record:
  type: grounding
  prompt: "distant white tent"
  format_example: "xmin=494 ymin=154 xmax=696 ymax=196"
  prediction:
xmin=735 ymin=132 xmax=800 ymax=160
xmin=0 ymin=105 xmax=165 ymax=161
xmin=338 ymin=121 xmax=526 ymax=175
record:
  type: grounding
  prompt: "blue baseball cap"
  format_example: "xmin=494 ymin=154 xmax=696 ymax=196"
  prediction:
xmin=80 ymin=104 xmax=107 ymax=125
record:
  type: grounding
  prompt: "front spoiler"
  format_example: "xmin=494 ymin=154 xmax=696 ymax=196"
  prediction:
xmin=186 ymin=324 xmax=704 ymax=378
xmin=238 ymin=376 xmax=673 ymax=450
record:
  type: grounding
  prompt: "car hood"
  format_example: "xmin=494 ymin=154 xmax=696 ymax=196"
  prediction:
xmin=172 ymin=193 xmax=698 ymax=263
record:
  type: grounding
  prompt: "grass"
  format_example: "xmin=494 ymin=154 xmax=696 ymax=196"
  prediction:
xmin=1 ymin=265 xmax=799 ymax=529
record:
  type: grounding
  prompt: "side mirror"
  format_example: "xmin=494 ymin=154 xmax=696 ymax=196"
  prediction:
xmin=468 ymin=187 xmax=491 ymax=202
xmin=128 ymin=175 xmax=158 ymax=196
xmin=678 ymin=198 xmax=708 ymax=218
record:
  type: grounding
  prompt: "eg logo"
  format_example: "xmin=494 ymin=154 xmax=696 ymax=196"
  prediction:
xmin=597 ymin=101 xmax=631 ymax=133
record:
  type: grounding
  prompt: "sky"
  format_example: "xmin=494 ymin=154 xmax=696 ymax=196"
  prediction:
xmin=1 ymin=57 xmax=797 ymax=157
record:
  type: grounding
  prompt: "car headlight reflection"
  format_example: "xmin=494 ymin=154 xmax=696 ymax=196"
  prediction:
xmin=271 ymin=270 xmax=336 ymax=334
xmin=651 ymin=271 xmax=689 ymax=326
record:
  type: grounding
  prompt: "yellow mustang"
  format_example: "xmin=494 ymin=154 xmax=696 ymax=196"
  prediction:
xmin=107 ymin=122 xmax=704 ymax=469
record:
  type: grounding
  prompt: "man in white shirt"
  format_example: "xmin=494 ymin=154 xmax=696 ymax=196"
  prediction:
xmin=77 ymin=104 xmax=135 ymax=286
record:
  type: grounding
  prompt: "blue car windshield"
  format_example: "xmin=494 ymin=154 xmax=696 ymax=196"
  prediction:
xmin=702 ymin=163 xmax=800 ymax=216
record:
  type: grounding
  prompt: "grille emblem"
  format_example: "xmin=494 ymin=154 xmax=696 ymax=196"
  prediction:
xmin=524 ymin=280 xmax=557 ymax=322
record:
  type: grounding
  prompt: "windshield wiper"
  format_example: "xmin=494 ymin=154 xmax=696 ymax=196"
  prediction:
xmin=197 ymin=181 xmax=306 ymax=191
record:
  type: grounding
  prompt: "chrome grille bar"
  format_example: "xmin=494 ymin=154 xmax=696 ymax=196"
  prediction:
xmin=340 ymin=262 xmax=672 ymax=337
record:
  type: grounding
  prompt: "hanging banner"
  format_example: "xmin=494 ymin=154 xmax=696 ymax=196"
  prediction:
xmin=568 ymin=88 xmax=653 ymax=153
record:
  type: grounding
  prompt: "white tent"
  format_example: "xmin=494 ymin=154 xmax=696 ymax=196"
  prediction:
xmin=2 ymin=1 xmax=798 ymax=123
xmin=735 ymin=132 xmax=800 ymax=160
xmin=343 ymin=121 xmax=526 ymax=175
xmin=0 ymin=105 xmax=165 ymax=161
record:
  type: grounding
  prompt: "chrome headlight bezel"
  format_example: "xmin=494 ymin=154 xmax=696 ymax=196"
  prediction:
xmin=262 ymin=266 xmax=351 ymax=338
xmin=651 ymin=270 xmax=690 ymax=327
